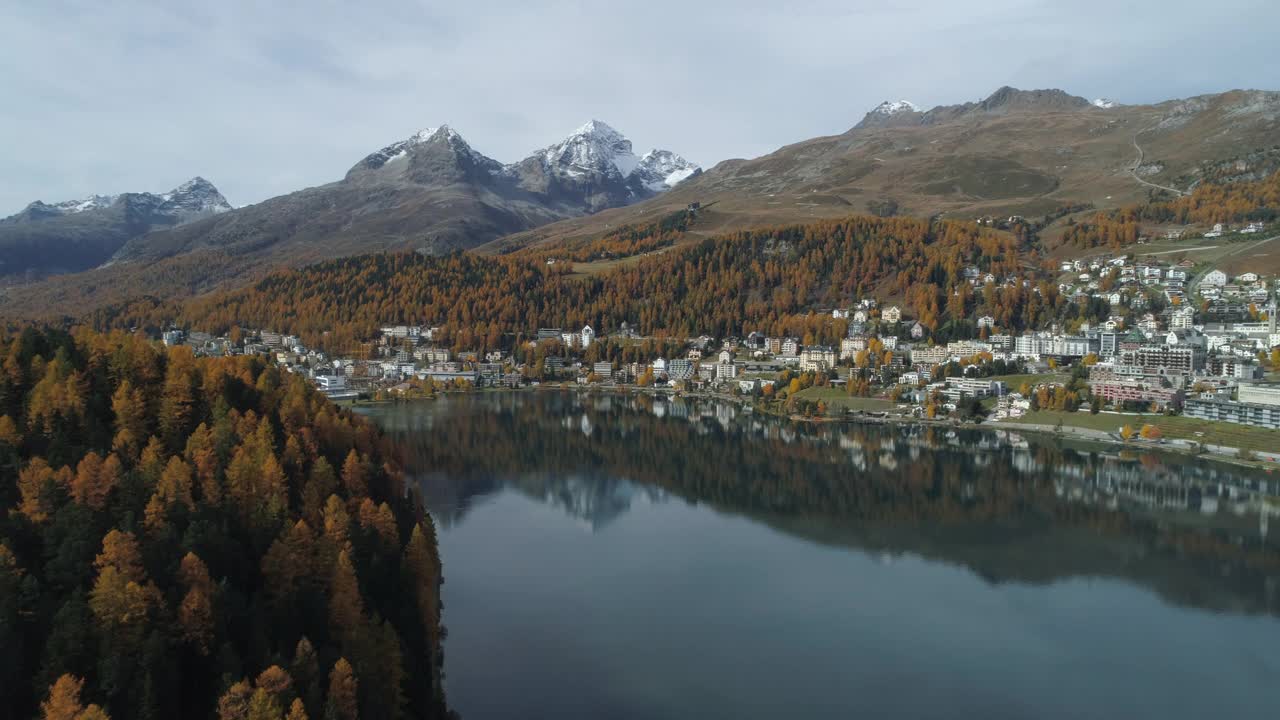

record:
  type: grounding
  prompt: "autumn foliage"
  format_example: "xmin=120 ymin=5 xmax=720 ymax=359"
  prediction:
xmin=152 ymin=216 xmax=1045 ymax=353
xmin=0 ymin=327 xmax=446 ymax=720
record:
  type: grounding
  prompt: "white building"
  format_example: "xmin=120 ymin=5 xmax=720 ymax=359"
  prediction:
xmin=840 ymin=337 xmax=867 ymax=360
xmin=1201 ymin=270 xmax=1228 ymax=287
xmin=1170 ymin=306 xmax=1195 ymax=330
xmin=799 ymin=347 xmax=837 ymax=372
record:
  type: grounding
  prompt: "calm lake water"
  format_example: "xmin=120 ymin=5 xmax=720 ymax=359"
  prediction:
xmin=362 ymin=392 xmax=1280 ymax=719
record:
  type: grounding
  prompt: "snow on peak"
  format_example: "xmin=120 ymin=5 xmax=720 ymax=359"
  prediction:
xmin=160 ymin=177 xmax=231 ymax=214
xmin=872 ymin=100 xmax=921 ymax=115
xmin=18 ymin=177 xmax=230 ymax=220
xmin=48 ymin=194 xmax=118 ymax=214
xmin=543 ymin=120 xmax=639 ymax=178
xmin=635 ymin=150 xmax=700 ymax=191
xmin=358 ymin=125 xmax=470 ymax=170
xmin=410 ymin=127 xmax=439 ymax=142
xmin=1092 ymin=98 xmax=1117 ymax=109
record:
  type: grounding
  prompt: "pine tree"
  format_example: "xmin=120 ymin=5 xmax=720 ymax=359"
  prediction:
xmin=159 ymin=348 xmax=200 ymax=451
xmin=157 ymin=456 xmax=195 ymax=510
xmin=0 ymin=414 xmax=20 ymax=446
xmin=323 ymin=496 xmax=350 ymax=551
xmin=301 ymin=459 xmax=338 ymax=527
xmin=328 ymin=551 xmax=364 ymax=649
xmin=41 ymin=674 xmax=85 ymax=720
xmin=290 ymin=638 xmax=322 ymax=720
xmin=340 ymin=451 xmax=366 ymax=498
xmin=246 ymin=687 xmax=283 ymax=720
xmin=177 ymin=553 xmax=215 ymax=654
xmin=111 ymin=380 xmax=148 ymax=461
xmin=262 ymin=521 xmax=316 ymax=608
xmin=323 ymin=659 xmax=358 ymax=720
xmin=218 ymin=680 xmax=254 ymax=720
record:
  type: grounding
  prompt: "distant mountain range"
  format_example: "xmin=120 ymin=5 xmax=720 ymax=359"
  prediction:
xmin=2 ymin=86 xmax=1278 ymax=317
xmin=84 ymin=122 xmax=697 ymax=273
xmin=0 ymin=121 xmax=697 ymax=281
xmin=0 ymin=177 xmax=230 ymax=278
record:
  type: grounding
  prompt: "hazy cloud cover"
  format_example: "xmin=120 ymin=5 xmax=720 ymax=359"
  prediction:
xmin=2 ymin=0 xmax=1277 ymax=213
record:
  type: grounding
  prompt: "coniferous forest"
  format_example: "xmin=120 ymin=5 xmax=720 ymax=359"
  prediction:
xmin=0 ymin=328 xmax=446 ymax=720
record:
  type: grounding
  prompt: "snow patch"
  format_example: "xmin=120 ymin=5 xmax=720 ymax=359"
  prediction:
xmin=540 ymin=120 xmax=640 ymax=179
xmin=665 ymin=166 xmax=697 ymax=186
xmin=633 ymin=149 xmax=700 ymax=191
xmin=872 ymin=100 xmax=920 ymax=115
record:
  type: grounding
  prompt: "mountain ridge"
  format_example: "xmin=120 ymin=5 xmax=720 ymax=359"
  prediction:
xmin=483 ymin=87 xmax=1280 ymax=255
xmin=0 ymin=176 xmax=230 ymax=277
xmin=97 ymin=121 xmax=698 ymax=270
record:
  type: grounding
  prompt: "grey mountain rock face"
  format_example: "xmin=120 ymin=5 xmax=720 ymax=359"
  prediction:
xmin=0 ymin=177 xmax=230 ymax=277
xmin=104 ymin=122 xmax=699 ymax=267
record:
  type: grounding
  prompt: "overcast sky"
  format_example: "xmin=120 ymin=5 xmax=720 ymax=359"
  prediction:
xmin=2 ymin=0 xmax=1278 ymax=214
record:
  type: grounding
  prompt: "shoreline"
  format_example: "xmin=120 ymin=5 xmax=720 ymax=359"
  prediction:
xmin=355 ymin=383 xmax=1278 ymax=473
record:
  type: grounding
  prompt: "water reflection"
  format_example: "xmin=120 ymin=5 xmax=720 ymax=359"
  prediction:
xmin=369 ymin=391 xmax=1280 ymax=617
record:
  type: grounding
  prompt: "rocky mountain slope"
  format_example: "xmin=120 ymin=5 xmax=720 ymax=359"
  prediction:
xmin=482 ymin=87 xmax=1280 ymax=255
xmin=0 ymin=177 xmax=229 ymax=278
xmin=106 ymin=122 xmax=698 ymax=270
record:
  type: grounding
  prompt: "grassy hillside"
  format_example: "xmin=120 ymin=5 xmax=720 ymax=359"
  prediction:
xmin=480 ymin=89 xmax=1280 ymax=256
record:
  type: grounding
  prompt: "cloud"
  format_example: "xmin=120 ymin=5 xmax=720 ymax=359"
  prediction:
xmin=1 ymin=0 xmax=1276 ymax=213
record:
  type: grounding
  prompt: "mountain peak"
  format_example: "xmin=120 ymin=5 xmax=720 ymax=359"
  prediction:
xmin=979 ymin=86 xmax=1091 ymax=112
xmin=634 ymin=150 xmax=701 ymax=191
xmin=161 ymin=177 xmax=231 ymax=214
xmin=351 ymin=125 xmax=476 ymax=175
xmin=572 ymin=119 xmax=624 ymax=139
xmin=409 ymin=127 xmax=439 ymax=142
xmin=855 ymin=99 xmax=926 ymax=129
xmin=543 ymin=120 xmax=638 ymax=178
xmin=873 ymin=100 xmax=921 ymax=115
xmin=10 ymin=177 xmax=229 ymax=221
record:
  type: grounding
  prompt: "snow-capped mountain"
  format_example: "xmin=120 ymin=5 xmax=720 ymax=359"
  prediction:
xmin=633 ymin=150 xmax=701 ymax=191
xmin=348 ymin=119 xmax=700 ymax=199
xmin=44 ymin=194 xmax=118 ymax=215
xmin=346 ymin=125 xmax=504 ymax=187
xmin=0 ymin=177 xmax=231 ymax=277
xmin=101 ymin=120 xmax=698 ymax=268
xmin=12 ymin=178 xmax=230 ymax=223
xmin=156 ymin=177 xmax=233 ymax=217
xmin=535 ymin=120 xmax=641 ymax=179
xmin=873 ymin=100 xmax=921 ymax=115
xmin=511 ymin=120 xmax=700 ymax=209
xmin=855 ymin=99 xmax=926 ymax=129
xmin=525 ymin=119 xmax=701 ymax=191
xmin=1092 ymin=98 xmax=1118 ymax=109
xmin=356 ymin=127 xmax=442 ymax=170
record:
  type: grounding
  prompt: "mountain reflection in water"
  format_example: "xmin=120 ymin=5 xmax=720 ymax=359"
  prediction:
xmin=369 ymin=391 xmax=1280 ymax=618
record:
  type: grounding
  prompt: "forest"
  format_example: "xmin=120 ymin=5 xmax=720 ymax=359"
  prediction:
xmin=0 ymin=328 xmax=446 ymax=720
xmin=1056 ymin=169 xmax=1280 ymax=250
xmin=124 ymin=215 xmax=1064 ymax=353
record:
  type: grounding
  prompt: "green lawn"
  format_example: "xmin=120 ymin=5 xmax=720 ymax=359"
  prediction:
xmin=1002 ymin=410 xmax=1280 ymax=454
xmin=792 ymin=386 xmax=897 ymax=413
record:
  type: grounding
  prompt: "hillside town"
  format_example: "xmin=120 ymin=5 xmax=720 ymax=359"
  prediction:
xmin=161 ymin=252 xmax=1280 ymax=456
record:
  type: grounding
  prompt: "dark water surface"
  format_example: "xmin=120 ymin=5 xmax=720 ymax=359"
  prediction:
xmin=362 ymin=392 xmax=1280 ymax=719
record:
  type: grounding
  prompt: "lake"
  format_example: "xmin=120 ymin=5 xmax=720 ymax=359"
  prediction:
xmin=363 ymin=392 xmax=1280 ymax=719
